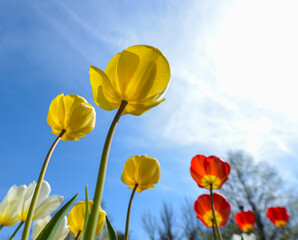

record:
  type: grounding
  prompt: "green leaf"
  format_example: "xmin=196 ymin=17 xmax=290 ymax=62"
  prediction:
xmin=36 ymin=193 xmax=78 ymax=240
xmin=106 ymin=216 xmax=118 ymax=240
xmin=80 ymin=186 xmax=90 ymax=240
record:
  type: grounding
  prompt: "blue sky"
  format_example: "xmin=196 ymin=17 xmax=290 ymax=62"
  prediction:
xmin=1 ymin=0 xmax=298 ymax=239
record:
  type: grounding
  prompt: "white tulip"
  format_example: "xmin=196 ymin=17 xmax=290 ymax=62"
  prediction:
xmin=231 ymin=233 xmax=256 ymax=240
xmin=33 ymin=216 xmax=69 ymax=240
xmin=0 ymin=185 xmax=26 ymax=226
xmin=18 ymin=181 xmax=63 ymax=222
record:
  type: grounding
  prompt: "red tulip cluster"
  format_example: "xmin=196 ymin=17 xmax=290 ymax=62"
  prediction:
xmin=190 ymin=154 xmax=290 ymax=239
xmin=190 ymin=154 xmax=231 ymax=239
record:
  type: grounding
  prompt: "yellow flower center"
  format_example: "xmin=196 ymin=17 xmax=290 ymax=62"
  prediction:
xmin=243 ymin=224 xmax=254 ymax=232
xmin=201 ymin=175 xmax=222 ymax=189
xmin=275 ymin=220 xmax=287 ymax=227
xmin=203 ymin=210 xmax=223 ymax=227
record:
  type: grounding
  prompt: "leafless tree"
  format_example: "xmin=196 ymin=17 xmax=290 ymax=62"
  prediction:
xmin=221 ymin=150 xmax=298 ymax=240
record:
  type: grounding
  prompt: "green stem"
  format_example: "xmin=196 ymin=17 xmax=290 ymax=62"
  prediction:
xmin=10 ymin=222 xmax=24 ymax=240
xmin=210 ymin=185 xmax=223 ymax=240
xmin=212 ymin=219 xmax=217 ymax=240
xmin=124 ymin=184 xmax=138 ymax=240
xmin=0 ymin=225 xmax=3 ymax=231
xmin=21 ymin=130 xmax=65 ymax=240
xmin=74 ymin=230 xmax=81 ymax=240
xmin=83 ymin=100 xmax=127 ymax=240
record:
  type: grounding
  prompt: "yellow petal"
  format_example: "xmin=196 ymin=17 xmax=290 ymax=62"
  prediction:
xmin=89 ymin=66 xmax=121 ymax=110
xmin=47 ymin=94 xmax=65 ymax=132
xmin=117 ymin=45 xmax=171 ymax=101
xmin=123 ymin=98 xmax=165 ymax=116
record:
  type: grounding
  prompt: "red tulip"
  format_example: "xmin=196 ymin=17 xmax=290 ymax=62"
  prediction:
xmin=266 ymin=207 xmax=289 ymax=227
xmin=194 ymin=193 xmax=231 ymax=227
xmin=190 ymin=155 xmax=230 ymax=189
xmin=234 ymin=210 xmax=255 ymax=232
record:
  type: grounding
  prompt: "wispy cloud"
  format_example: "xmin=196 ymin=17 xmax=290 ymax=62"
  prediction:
xmin=134 ymin=0 xmax=298 ymax=180
xmin=26 ymin=0 xmax=298 ymax=177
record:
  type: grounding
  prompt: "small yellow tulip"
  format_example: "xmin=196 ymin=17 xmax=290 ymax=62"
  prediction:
xmin=47 ymin=94 xmax=96 ymax=141
xmin=90 ymin=45 xmax=171 ymax=116
xmin=67 ymin=201 xmax=106 ymax=238
xmin=121 ymin=155 xmax=161 ymax=193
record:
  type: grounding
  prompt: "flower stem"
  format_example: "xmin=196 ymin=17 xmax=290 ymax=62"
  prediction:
xmin=10 ymin=222 xmax=24 ymax=240
xmin=74 ymin=230 xmax=81 ymax=240
xmin=83 ymin=100 xmax=127 ymax=240
xmin=21 ymin=130 xmax=66 ymax=240
xmin=125 ymin=184 xmax=138 ymax=240
xmin=0 ymin=225 xmax=3 ymax=231
xmin=210 ymin=184 xmax=223 ymax=240
xmin=212 ymin=220 xmax=217 ymax=240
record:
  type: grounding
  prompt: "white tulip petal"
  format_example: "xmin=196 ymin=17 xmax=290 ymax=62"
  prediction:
xmin=33 ymin=195 xmax=64 ymax=220
xmin=33 ymin=216 xmax=68 ymax=240
xmin=33 ymin=216 xmax=51 ymax=240
xmin=55 ymin=216 xmax=69 ymax=240
xmin=35 ymin=181 xmax=51 ymax=209
xmin=0 ymin=185 xmax=26 ymax=226
xmin=18 ymin=182 xmax=36 ymax=219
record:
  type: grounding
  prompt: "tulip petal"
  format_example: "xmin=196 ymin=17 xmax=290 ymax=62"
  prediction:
xmin=123 ymin=98 xmax=165 ymax=116
xmin=47 ymin=94 xmax=65 ymax=132
xmin=63 ymin=95 xmax=96 ymax=139
xmin=0 ymin=185 xmax=26 ymax=226
xmin=18 ymin=182 xmax=36 ymax=222
xmin=117 ymin=45 xmax=171 ymax=101
xmin=33 ymin=216 xmax=51 ymax=240
xmin=35 ymin=181 xmax=51 ymax=209
xmin=90 ymin=66 xmax=121 ymax=110
xmin=33 ymin=195 xmax=64 ymax=220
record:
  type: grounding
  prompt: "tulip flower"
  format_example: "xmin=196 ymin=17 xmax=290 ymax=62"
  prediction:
xmin=231 ymin=233 xmax=256 ymax=240
xmin=194 ymin=193 xmax=231 ymax=227
xmin=266 ymin=207 xmax=289 ymax=227
xmin=234 ymin=210 xmax=255 ymax=232
xmin=68 ymin=201 xmax=106 ymax=239
xmin=85 ymin=45 xmax=170 ymax=240
xmin=0 ymin=185 xmax=26 ymax=227
xmin=121 ymin=155 xmax=160 ymax=240
xmin=190 ymin=154 xmax=230 ymax=189
xmin=47 ymin=94 xmax=96 ymax=141
xmin=18 ymin=181 xmax=63 ymax=222
xmin=90 ymin=44 xmax=171 ymax=116
xmin=22 ymin=94 xmax=95 ymax=240
xmin=121 ymin=155 xmax=161 ymax=193
xmin=33 ymin=216 xmax=69 ymax=240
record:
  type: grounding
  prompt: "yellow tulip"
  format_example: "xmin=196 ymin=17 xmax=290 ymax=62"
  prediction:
xmin=121 ymin=155 xmax=161 ymax=193
xmin=90 ymin=45 xmax=171 ymax=116
xmin=47 ymin=94 xmax=96 ymax=141
xmin=0 ymin=185 xmax=26 ymax=226
xmin=67 ymin=201 xmax=106 ymax=238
